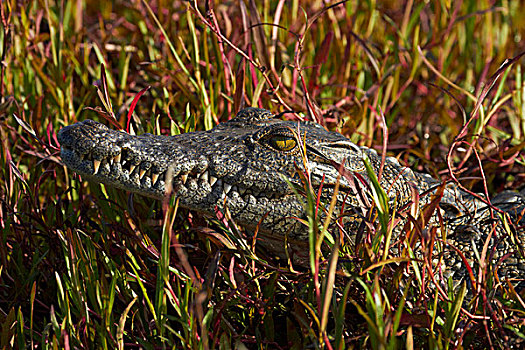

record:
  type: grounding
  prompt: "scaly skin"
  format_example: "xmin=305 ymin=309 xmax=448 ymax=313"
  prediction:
xmin=58 ymin=107 xmax=525 ymax=286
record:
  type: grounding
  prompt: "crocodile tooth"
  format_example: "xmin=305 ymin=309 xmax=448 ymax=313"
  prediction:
xmin=139 ymin=169 xmax=146 ymax=179
xmin=151 ymin=173 xmax=159 ymax=185
xmin=109 ymin=157 xmax=114 ymax=165
xmin=200 ymin=171 xmax=209 ymax=183
xmin=209 ymin=176 xmax=218 ymax=187
xmin=163 ymin=171 xmax=171 ymax=186
xmin=224 ymin=183 xmax=232 ymax=194
xmin=93 ymin=159 xmax=101 ymax=174
xmin=114 ymin=153 xmax=121 ymax=164
xmin=129 ymin=164 xmax=136 ymax=173
xmin=181 ymin=173 xmax=188 ymax=184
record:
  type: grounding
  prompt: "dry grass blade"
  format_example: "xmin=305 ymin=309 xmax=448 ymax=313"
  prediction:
xmin=248 ymin=0 xmax=271 ymax=72
xmin=463 ymin=51 xmax=525 ymax=139
xmin=4 ymin=1 xmax=525 ymax=348
xmin=126 ymin=86 xmax=151 ymax=133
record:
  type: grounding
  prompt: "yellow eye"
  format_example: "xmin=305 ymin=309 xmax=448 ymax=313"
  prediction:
xmin=268 ymin=135 xmax=297 ymax=152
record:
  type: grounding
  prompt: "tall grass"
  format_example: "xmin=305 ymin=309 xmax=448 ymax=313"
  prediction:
xmin=1 ymin=0 xmax=524 ymax=348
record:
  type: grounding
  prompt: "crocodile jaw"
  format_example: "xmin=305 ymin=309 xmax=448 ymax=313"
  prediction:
xmin=58 ymin=119 xmax=307 ymax=238
xmin=59 ymin=120 xmax=212 ymax=199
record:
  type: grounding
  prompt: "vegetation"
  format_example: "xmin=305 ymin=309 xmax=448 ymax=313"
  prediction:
xmin=1 ymin=0 xmax=525 ymax=348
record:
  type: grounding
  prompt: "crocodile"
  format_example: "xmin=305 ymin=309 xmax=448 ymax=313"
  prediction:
xmin=58 ymin=107 xmax=525 ymax=287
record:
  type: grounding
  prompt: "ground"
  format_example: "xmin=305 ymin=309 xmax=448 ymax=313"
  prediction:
xmin=1 ymin=1 xmax=525 ymax=348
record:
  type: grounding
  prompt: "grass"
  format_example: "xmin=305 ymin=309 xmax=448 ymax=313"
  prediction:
xmin=1 ymin=0 xmax=525 ymax=348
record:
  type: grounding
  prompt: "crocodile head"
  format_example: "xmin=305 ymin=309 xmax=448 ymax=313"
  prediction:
xmin=58 ymin=107 xmax=417 ymax=255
